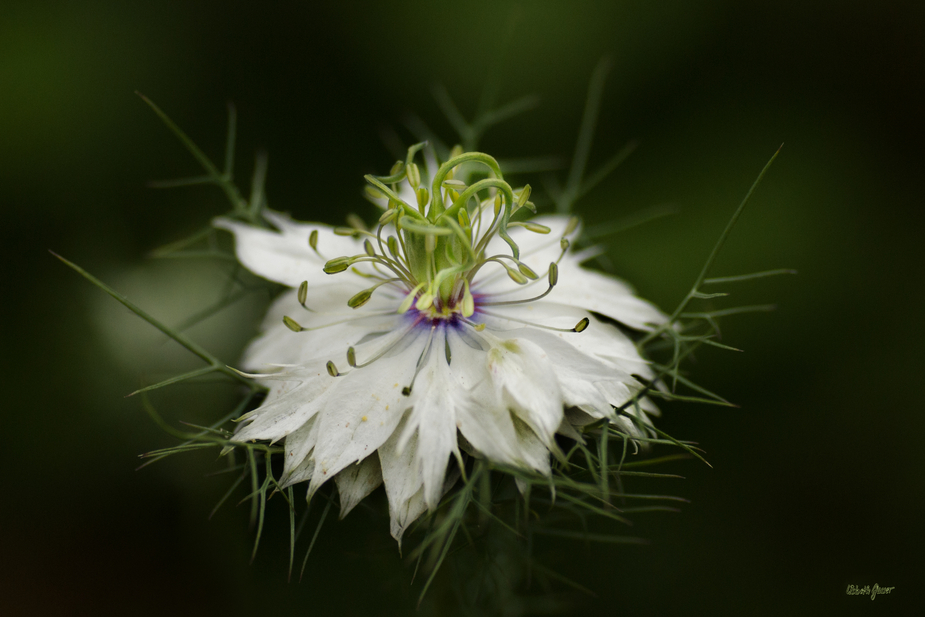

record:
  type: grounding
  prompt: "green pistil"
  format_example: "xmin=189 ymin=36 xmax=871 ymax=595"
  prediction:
xmin=324 ymin=143 xmax=557 ymax=317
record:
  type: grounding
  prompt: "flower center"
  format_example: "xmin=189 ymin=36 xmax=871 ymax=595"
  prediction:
xmin=279 ymin=144 xmax=588 ymax=390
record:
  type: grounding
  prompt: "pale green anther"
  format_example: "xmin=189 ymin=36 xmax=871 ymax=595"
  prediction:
xmin=494 ymin=194 xmax=502 ymax=216
xmin=398 ymin=283 xmax=425 ymax=313
xmin=326 ymin=361 xmax=339 ymax=377
xmin=364 ymin=185 xmax=384 ymax=201
xmin=389 ymin=160 xmax=404 ymax=177
xmin=462 ymin=280 xmax=475 ymax=317
xmin=416 ymin=291 xmax=434 ymax=311
xmin=308 ymin=229 xmax=319 ymax=252
xmin=573 ymin=317 xmax=590 ymax=333
xmin=457 ymin=206 xmax=471 ymax=229
xmin=387 ymin=235 xmax=400 ymax=258
xmin=347 ymin=214 xmax=366 ymax=231
xmin=515 ymin=184 xmax=532 ymax=209
xmin=449 ymin=144 xmax=464 ymax=159
xmin=363 ymin=239 xmax=375 ymax=257
xmin=447 ymin=188 xmax=460 ymax=203
xmin=416 ymin=187 xmax=429 ymax=211
xmin=283 ymin=316 xmax=303 ymax=332
xmin=506 ymin=266 xmax=528 ymax=284
xmin=298 ymin=281 xmax=308 ymax=306
xmin=346 ymin=347 xmax=357 ymax=367
xmin=348 ymin=288 xmax=373 ymax=309
xmin=564 ymin=216 xmax=579 ymax=236
xmin=334 ymin=227 xmax=357 ymax=236
xmin=517 ymin=262 xmax=538 ymax=280
xmin=323 ymin=257 xmax=351 ymax=274
xmin=548 ymin=262 xmax=559 ymax=286
xmin=379 ymin=209 xmax=397 ymax=225
xmin=560 ymin=237 xmax=570 ymax=251
xmin=407 ymin=162 xmax=421 ymax=189
xmin=442 ymin=179 xmax=467 ymax=190
xmin=522 ymin=222 xmax=551 ymax=234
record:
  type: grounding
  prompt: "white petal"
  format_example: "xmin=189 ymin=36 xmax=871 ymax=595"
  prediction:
xmin=214 ymin=211 xmax=362 ymax=288
xmin=307 ymin=331 xmax=424 ymax=497
xmin=547 ymin=257 xmax=666 ymax=330
xmin=484 ymin=335 xmax=563 ymax=447
xmin=279 ymin=415 xmax=320 ymax=483
xmin=378 ymin=414 xmax=426 ymax=545
xmin=396 ymin=330 xmax=461 ymax=510
xmin=242 ymin=290 xmax=406 ymax=371
xmin=334 ymin=454 xmax=383 ymax=518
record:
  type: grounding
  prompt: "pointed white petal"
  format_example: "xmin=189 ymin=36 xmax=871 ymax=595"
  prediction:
xmin=307 ymin=331 xmax=424 ymax=496
xmin=214 ymin=212 xmax=362 ymax=288
xmin=334 ymin=454 xmax=383 ymax=518
xmin=378 ymin=414 xmax=426 ymax=544
xmin=484 ymin=335 xmax=563 ymax=447
xmin=396 ymin=330 xmax=460 ymax=510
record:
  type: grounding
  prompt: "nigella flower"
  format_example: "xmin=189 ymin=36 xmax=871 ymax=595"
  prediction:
xmin=215 ymin=147 xmax=667 ymax=542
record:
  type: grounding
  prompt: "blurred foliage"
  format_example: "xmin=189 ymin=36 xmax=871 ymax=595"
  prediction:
xmin=3 ymin=1 xmax=923 ymax=615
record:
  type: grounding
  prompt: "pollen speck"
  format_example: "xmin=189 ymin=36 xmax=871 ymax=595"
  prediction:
xmin=361 ymin=416 xmax=368 ymax=422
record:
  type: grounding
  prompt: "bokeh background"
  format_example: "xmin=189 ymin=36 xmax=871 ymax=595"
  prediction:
xmin=3 ymin=1 xmax=923 ymax=615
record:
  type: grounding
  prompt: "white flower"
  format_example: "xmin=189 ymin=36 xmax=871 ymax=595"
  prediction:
xmin=215 ymin=150 xmax=666 ymax=543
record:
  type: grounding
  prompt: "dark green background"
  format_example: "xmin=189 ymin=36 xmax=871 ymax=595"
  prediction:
xmin=3 ymin=1 xmax=922 ymax=615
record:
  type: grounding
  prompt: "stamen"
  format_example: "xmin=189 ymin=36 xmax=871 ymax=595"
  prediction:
xmin=281 ymin=311 xmax=395 ymax=332
xmin=347 ymin=322 xmax=418 ymax=369
xmin=347 ymin=278 xmax=401 ymax=309
xmin=480 ymin=262 xmax=558 ymax=306
xmin=398 ymin=283 xmax=426 ymax=313
xmin=478 ymin=309 xmax=590 ymax=333
xmin=402 ymin=324 xmax=437 ymax=396
xmin=308 ymin=230 xmax=320 ymax=255
xmin=326 ymin=361 xmax=342 ymax=377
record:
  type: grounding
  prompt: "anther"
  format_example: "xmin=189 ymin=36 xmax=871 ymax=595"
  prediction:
xmin=323 ymin=257 xmax=352 ymax=274
xmin=520 ymin=222 xmax=550 ymax=234
xmin=298 ymin=281 xmax=308 ymax=307
xmin=506 ymin=266 xmax=528 ymax=285
xmin=517 ymin=262 xmax=539 ymax=280
xmin=347 ymin=288 xmax=374 ymax=309
xmin=364 ymin=185 xmax=384 ymax=201
xmin=347 ymin=214 xmax=367 ymax=232
xmin=326 ymin=361 xmax=341 ymax=377
xmin=363 ymin=239 xmax=375 ymax=257
xmin=346 ymin=347 xmax=357 ymax=367
xmin=398 ymin=283 xmax=426 ymax=313
xmin=480 ymin=262 xmax=558 ymax=307
xmin=283 ymin=316 xmax=304 ymax=332
xmin=416 ymin=187 xmax=429 ymax=212
xmin=407 ymin=163 xmax=421 ymax=188
xmin=573 ymin=317 xmax=590 ymax=333
xmin=308 ymin=230 xmax=319 ymax=253
xmin=462 ymin=280 xmax=475 ymax=317
xmin=564 ymin=216 xmax=579 ymax=236
xmin=386 ymin=236 xmax=400 ymax=259
xmin=415 ymin=291 xmax=434 ymax=311
xmin=515 ymin=184 xmax=532 ymax=209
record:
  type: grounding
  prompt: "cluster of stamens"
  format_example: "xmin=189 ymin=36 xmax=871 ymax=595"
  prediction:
xmin=281 ymin=143 xmax=588 ymax=392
